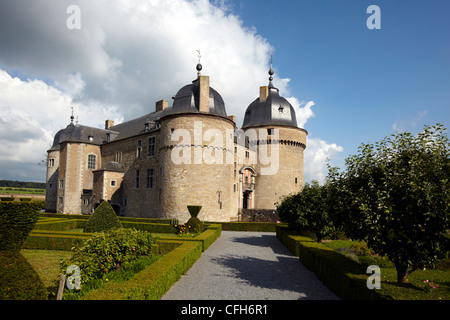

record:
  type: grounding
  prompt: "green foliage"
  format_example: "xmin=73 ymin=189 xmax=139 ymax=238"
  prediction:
xmin=276 ymin=180 xmax=334 ymax=242
xmin=60 ymin=228 xmax=158 ymax=286
xmin=187 ymin=205 xmax=202 ymax=218
xmin=0 ymin=250 xmax=47 ymax=300
xmin=0 ymin=202 xmax=42 ymax=251
xmin=83 ymin=201 xmax=122 ymax=233
xmin=327 ymin=124 xmax=450 ymax=283
xmin=185 ymin=216 xmax=204 ymax=234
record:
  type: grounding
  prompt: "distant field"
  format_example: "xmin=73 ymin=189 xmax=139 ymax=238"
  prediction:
xmin=0 ymin=187 xmax=46 ymax=195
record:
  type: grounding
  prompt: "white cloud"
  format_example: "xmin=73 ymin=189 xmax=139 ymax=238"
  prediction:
xmin=0 ymin=69 xmax=123 ymax=181
xmin=0 ymin=0 xmax=341 ymax=184
xmin=304 ymin=137 xmax=344 ymax=185
xmin=286 ymin=97 xmax=315 ymax=128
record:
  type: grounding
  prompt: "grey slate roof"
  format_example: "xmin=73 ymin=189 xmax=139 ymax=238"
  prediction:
xmin=242 ymin=85 xmax=298 ymax=129
xmin=49 ymin=123 xmax=111 ymax=151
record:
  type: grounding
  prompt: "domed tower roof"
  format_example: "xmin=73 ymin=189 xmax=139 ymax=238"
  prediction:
xmin=164 ymin=63 xmax=228 ymax=118
xmin=242 ymin=66 xmax=298 ymax=129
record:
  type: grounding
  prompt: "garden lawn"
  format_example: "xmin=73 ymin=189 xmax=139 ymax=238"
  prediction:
xmin=323 ymin=240 xmax=450 ymax=300
xmin=21 ymin=249 xmax=72 ymax=297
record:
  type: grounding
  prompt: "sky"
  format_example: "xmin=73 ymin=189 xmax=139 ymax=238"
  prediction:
xmin=0 ymin=0 xmax=449 ymax=184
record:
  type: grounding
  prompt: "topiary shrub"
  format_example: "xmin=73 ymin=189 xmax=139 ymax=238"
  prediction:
xmin=187 ymin=205 xmax=202 ymax=218
xmin=0 ymin=202 xmax=41 ymax=251
xmin=84 ymin=201 xmax=122 ymax=233
xmin=0 ymin=202 xmax=47 ymax=299
xmin=185 ymin=217 xmax=204 ymax=234
xmin=0 ymin=251 xmax=47 ymax=300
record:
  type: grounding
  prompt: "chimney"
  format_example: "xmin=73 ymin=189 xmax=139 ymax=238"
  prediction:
xmin=105 ymin=120 xmax=114 ymax=130
xmin=198 ymin=75 xmax=210 ymax=113
xmin=156 ymin=100 xmax=168 ymax=112
xmin=259 ymin=86 xmax=269 ymax=102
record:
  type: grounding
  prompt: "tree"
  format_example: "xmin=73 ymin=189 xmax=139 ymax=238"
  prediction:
xmin=277 ymin=180 xmax=334 ymax=242
xmin=328 ymin=124 xmax=449 ymax=283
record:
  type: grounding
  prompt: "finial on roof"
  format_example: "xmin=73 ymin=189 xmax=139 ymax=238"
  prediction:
xmin=70 ymin=106 xmax=74 ymax=124
xmin=196 ymin=49 xmax=202 ymax=76
xmin=268 ymin=56 xmax=275 ymax=87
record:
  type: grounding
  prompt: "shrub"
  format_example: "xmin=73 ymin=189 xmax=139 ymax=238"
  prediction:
xmin=0 ymin=250 xmax=47 ymax=300
xmin=83 ymin=201 xmax=122 ymax=233
xmin=0 ymin=202 xmax=47 ymax=299
xmin=185 ymin=217 xmax=204 ymax=234
xmin=61 ymin=228 xmax=158 ymax=286
xmin=0 ymin=202 xmax=41 ymax=251
xmin=187 ymin=205 xmax=202 ymax=218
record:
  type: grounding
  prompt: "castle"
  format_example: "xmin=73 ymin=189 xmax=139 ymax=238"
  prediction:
xmin=45 ymin=63 xmax=307 ymax=222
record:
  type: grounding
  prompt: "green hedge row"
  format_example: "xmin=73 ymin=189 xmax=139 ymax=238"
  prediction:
xmin=82 ymin=241 xmax=203 ymax=300
xmin=276 ymin=225 xmax=391 ymax=300
xmin=213 ymin=221 xmax=279 ymax=232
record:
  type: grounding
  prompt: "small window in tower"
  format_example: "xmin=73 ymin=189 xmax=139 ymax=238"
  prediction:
xmin=48 ymin=158 xmax=55 ymax=167
xmin=267 ymin=128 xmax=274 ymax=135
xmin=295 ymin=177 xmax=298 ymax=184
xmin=111 ymin=180 xmax=117 ymax=187
xmin=137 ymin=140 xmax=142 ymax=158
xmin=278 ymin=106 xmax=284 ymax=113
xmin=88 ymin=154 xmax=96 ymax=169
xmin=147 ymin=168 xmax=154 ymax=188
xmin=135 ymin=170 xmax=140 ymax=188
xmin=148 ymin=136 xmax=156 ymax=157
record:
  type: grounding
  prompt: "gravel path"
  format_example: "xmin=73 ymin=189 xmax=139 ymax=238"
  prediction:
xmin=161 ymin=231 xmax=339 ymax=300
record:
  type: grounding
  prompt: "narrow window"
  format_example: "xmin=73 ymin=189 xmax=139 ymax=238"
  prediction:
xmin=147 ymin=168 xmax=154 ymax=188
xmin=295 ymin=177 xmax=298 ymax=184
xmin=87 ymin=154 xmax=96 ymax=169
xmin=137 ymin=140 xmax=142 ymax=158
xmin=111 ymin=180 xmax=117 ymax=187
xmin=267 ymin=128 xmax=273 ymax=135
xmin=148 ymin=136 xmax=155 ymax=157
xmin=59 ymin=179 xmax=64 ymax=189
xmin=135 ymin=170 xmax=140 ymax=188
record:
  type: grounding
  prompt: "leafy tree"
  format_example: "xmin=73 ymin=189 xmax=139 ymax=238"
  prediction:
xmin=277 ymin=180 xmax=334 ymax=242
xmin=328 ymin=124 xmax=449 ymax=283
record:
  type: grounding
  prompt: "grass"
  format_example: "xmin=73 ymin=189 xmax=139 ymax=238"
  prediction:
xmin=322 ymin=240 xmax=450 ymax=300
xmin=20 ymin=249 xmax=72 ymax=298
xmin=0 ymin=187 xmax=45 ymax=195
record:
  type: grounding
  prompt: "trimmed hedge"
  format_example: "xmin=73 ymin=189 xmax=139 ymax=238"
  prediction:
xmin=218 ymin=221 xmax=279 ymax=232
xmin=276 ymin=225 xmax=391 ymax=300
xmin=0 ymin=202 xmax=47 ymax=299
xmin=0 ymin=250 xmax=47 ymax=300
xmin=82 ymin=241 xmax=203 ymax=300
xmin=0 ymin=202 xmax=42 ymax=251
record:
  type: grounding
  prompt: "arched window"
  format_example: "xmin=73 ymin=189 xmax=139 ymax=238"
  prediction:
xmin=87 ymin=154 xmax=96 ymax=169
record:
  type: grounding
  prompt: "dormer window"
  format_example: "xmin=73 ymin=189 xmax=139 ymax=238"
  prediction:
xmin=145 ymin=123 xmax=150 ymax=131
xmin=106 ymin=133 xmax=111 ymax=142
xmin=88 ymin=133 xmax=94 ymax=142
xmin=278 ymin=106 xmax=284 ymax=113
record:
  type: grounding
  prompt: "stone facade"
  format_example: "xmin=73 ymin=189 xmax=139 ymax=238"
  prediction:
xmin=45 ymin=66 xmax=307 ymax=222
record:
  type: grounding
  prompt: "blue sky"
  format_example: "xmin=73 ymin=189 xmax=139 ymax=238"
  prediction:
xmin=233 ymin=0 xmax=450 ymax=166
xmin=0 ymin=0 xmax=448 ymax=183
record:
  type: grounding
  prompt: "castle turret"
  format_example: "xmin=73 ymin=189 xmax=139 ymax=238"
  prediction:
xmin=242 ymin=65 xmax=307 ymax=209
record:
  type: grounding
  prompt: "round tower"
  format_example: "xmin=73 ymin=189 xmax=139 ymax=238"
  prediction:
xmin=242 ymin=66 xmax=307 ymax=209
xmin=157 ymin=63 xmax=237 ymax=222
